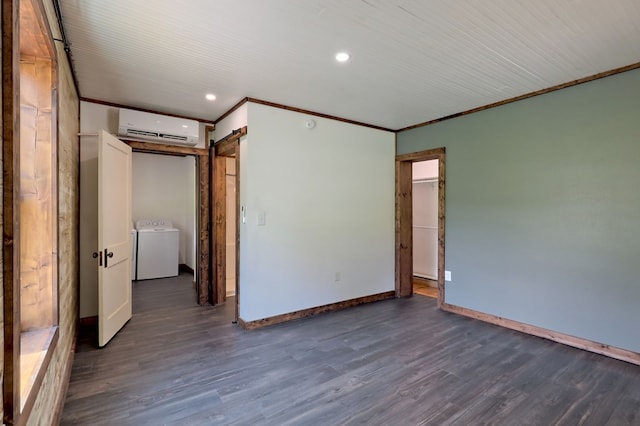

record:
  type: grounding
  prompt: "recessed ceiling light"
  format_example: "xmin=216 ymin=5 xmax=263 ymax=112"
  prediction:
xmin=205 ymin=93 xmax=216 ymax=101
xmin=335 ymin=52 xmax=350 ymax=62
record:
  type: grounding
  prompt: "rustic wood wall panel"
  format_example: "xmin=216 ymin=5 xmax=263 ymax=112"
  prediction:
xmin=18 ymin=0 xmax=51 ymax=59
xmin=437 ymin=154 xmax=446 ymax=307
xmin=197 ymin=155 xmax=210 ymax=305
xmin=29 ymin=41 xmax=79 ymax=425
xmin=19 ymin=55 xmax=55 ymax=331
xmin=3 ymin=0 xmax=21 ymax=419
xmin=0 ymin=20 xmax=4 ymax=425
xmin=395 ymin=160 xmax=412 ymax=297
xmin=23 ymin=0 xmax=80 ymax=423
xmin=213 ymin=155 xmax=226 ymax=305
xmin=123 ymin=140 xmax=207 ymax=157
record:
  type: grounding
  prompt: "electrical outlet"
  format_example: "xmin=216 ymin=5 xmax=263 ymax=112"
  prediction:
xmin=334 ymin=272 xmax=341 ymax=282
xmin=444 ymin=270 xmax=451 ymax=282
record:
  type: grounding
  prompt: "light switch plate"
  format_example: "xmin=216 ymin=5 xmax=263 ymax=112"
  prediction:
xmin=444 ymin=270 xmax=451 ymax=282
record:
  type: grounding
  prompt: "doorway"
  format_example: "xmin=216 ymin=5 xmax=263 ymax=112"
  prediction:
xmin=412 ymin=160 xmax=439 ymax=298
xmin=225 ymin=157 xmax=237 ymax=297
xmin=395 ymin=148 xmax=446 ymax=307
xmin=124 ymin=141 xmax=211 ymax=305
xmin=212 ymin=127 xmax=246 ymax=321
xmin=131 ymin=151 xmax=197 ymax=296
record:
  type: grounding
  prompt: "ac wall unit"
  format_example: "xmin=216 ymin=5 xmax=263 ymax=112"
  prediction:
xmin=118 ymin=108 xmax=199 ymax=146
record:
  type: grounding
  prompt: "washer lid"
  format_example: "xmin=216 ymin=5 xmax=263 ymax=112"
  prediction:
xmin=136 ymin=219 xmax=174 ymax=230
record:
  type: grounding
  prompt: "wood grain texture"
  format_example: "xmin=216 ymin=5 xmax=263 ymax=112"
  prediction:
xmin=197 ymin=154 xmax=210 ymax=305
xmin=14 ymin=3 xmax=80 ymax=424
xmin=395 ymin=160 xmax=412 ymax=297
xmin=0 ymin=98 xmax=3 ymax=425
xmin=396 ymin=147 xmax=446 ymax=306
xmin=214 ymin=131 xmax=242 ymax=157
xmin=212 ymin=129 xmax=244 ymax=311
xmin=17 ymin=49 xmax=59 ymax=421
xmin=124 ymin=138 xmax=211 ymax=305
xmin=213 ymin=155 xmax=226 ymax=305
xmin=204 ymin=124 xmax=214 ymax=147
xmin=3 ymin=0 xmax=21 ymax=419
xmin=49 ymin=326 xmax=76 ymax=426
xmin=19 ymin=0 xmax=55 ymax=60
xmin=240 ymin=291 xmax=396 ymax=330
xmin=19 ymin=54 xmax=55 ymax=331
xmin=413 ymin=277 xmax=438 ymax=298
xmin=214 ymin=125 xmax=246 ymax=147
xmin=31 ymin=30 xmax=81 ymax=425
xmin=19 ymin=327 xmax=57 ymax=420
xmin=436 ymin=150 xmax=446 ymax=308
xmin=396 ymin=147 xmax=445 ymax=163
xmin=61 ymin=274 xmax=640 ymax=425
xmin=398 ymin=62 xmax=640 ymax=133
xmin=2 ymin=0 xmax=79 ymax=425
xmin=442 ymin=302 xmax=640 ymax=366
xmin=124 ymin=140 xmax=208 ymax=156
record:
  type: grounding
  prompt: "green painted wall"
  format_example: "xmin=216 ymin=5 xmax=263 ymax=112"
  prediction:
xmin=398 ymin=68 xmax=640 ymax=353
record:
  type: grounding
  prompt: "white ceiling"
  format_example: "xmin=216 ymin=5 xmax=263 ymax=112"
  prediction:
xmin=58 ymin=0 xmax=640 ymax=130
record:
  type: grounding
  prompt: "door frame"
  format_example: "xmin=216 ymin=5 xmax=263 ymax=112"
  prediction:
xmin=396 ymin=147 xmax=446 ymax=308
xmin=213 ymin=127 xmax=246 ymax=320
xmin=123 ymin=139 xmax=211 ymax=304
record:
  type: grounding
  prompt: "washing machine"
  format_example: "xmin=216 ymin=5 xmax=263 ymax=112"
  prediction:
xmin=131 ymin=227 xmax=137 ymax=280
xmin=135 ymin=219 xmax=179 ymax=280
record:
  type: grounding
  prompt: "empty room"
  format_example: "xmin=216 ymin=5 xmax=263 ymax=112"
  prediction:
xmin=2 ymin=1 xmax=640 ymax=425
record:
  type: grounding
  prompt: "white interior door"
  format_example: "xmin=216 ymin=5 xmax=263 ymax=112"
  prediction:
xmin=98 ymin=130 xmax=132 ymax=347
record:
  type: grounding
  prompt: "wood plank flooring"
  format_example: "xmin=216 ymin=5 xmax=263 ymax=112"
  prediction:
xmin=413 ymin=281 xmax=438 ymax=299
xmin=61 ymin=273 xmax=640 ymax=425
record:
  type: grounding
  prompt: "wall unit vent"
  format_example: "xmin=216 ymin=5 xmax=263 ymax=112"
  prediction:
xmin=118 ymin=108 xmax=199 ymax=146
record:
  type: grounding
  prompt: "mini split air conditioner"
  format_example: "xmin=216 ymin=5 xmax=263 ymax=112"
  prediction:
xmin=118 ymin=108 xmax=200 ymax=146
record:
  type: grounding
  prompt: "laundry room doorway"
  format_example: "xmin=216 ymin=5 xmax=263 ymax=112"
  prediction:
xmin=131 ymin=152 xmax=197 ymax=285
xmin=122 ymin=137 xmax=212 ymax=306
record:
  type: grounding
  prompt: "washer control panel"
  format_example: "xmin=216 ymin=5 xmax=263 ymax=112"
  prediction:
xmin=135 ymin=219 xmax=173 ymax=230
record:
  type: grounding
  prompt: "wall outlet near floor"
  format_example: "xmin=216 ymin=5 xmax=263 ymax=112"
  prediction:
xmin=334 ymin=271 xmax=341 ymax=282
xmin=444 ymin=270 xmax=452 ymax=282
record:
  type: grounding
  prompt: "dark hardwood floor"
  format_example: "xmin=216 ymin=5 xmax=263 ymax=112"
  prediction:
xmin=61 ymin=273 xmax=640 ymax=425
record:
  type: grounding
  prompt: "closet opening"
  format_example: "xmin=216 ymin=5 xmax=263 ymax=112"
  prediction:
xmin=412 ymin=160 xmax=439 ymax=299
xmin=395 ymin=147 xmax=446 ymax=307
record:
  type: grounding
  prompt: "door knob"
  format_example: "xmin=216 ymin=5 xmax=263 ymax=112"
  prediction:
xmin=92 ymin=251 xmax=103 ymax=266
xmin=104 ymin=249 xmax=114 ymax=267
